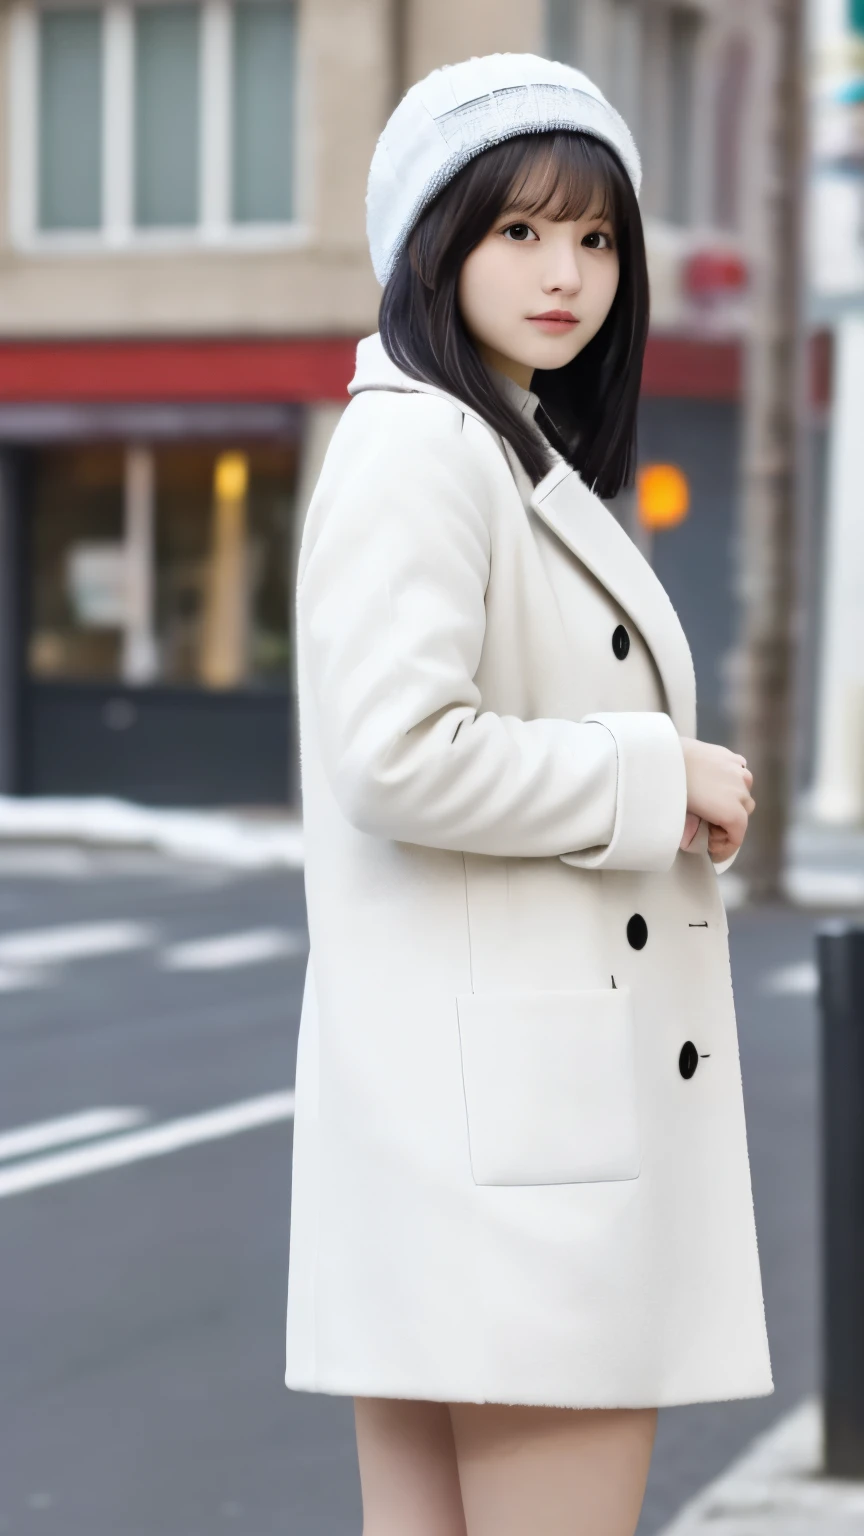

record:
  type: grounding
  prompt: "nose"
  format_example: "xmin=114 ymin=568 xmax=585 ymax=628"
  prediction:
xmin=542 ymin=235 xmax=583 ymax=297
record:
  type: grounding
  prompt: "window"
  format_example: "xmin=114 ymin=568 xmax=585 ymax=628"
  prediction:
xmin=38 ymin=8 xmax=102 ymax=229
xmin=12 ymin=0 xmax=302 ymax=245
xmin=233 ymin=1 xmax=296 ymax=223
xmin=134 ymin=4 xmax=201 ymax=228
xmin=611 ymin=0 xmax=641 ymax=142
xmin=667 ymin=8 xmax=702 ymax=225
xmin=713 ymin=33 xmax=750 ymax=231
xmin=546 ymin=0 xmax=581 ymax=66
xmin=28 ymin=442 xmax=297 ymax=690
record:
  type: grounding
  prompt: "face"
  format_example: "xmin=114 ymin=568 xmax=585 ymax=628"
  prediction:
xmin=457 ymin=192 xmax=620 ymax=391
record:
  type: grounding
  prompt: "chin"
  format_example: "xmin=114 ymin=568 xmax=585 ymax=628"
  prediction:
xmin=516 ymin=337 xmax=587 ymax=373
xmin=526 ymin=349 xmax=582 ymax=374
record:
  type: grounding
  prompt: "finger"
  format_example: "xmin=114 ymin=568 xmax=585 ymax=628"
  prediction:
xmin=730 ymin=806 xmax=749 ymax=844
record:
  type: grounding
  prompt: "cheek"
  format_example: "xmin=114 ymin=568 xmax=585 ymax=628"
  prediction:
xmin=457 ymin=253 xmax=486 ymax=330
xmin=584 ymin=260 xmax=620 ymax=328
xmin=459 ymin=248 xmax=508 ymax=332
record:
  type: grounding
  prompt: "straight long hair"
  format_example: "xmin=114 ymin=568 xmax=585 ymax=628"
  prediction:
xmin=378 ymin=131 xmax=650 ymax=498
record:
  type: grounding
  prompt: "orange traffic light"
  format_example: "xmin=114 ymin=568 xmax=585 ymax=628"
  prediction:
xmin=637 ymin=463 xmax=690 ymax=530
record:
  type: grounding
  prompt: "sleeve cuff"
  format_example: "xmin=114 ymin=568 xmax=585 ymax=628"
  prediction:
xmin=711 ymin=845 xmax=741 ymax=876
xmin=682 ymin=817 xmax=710 ymax=856
xmin=559 ymin=711 xmax=688 ymax=873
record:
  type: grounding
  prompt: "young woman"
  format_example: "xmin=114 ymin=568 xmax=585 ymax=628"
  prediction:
xmin=285 ymin=52 xmax=772 ymax=1536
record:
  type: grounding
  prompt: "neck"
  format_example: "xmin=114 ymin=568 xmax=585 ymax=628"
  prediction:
xmin=477 ymin=342 xmax=534 ymax=393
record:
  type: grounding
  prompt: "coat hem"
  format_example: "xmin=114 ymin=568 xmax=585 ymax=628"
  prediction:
xmin=284 ymin=1369 xmax=775 ymax=1411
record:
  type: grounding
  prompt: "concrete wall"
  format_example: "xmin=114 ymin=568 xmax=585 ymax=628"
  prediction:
xmin=405 ymin=0 xmax=544 ymax=80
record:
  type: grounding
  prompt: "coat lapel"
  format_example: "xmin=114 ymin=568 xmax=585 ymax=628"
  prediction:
xmin=349 ymin=332 xmax=698 ymax=738
xmin=529 ymin=460 xmax=698 ymax=738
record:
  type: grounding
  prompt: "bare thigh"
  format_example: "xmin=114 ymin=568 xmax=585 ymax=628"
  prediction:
xmin=448 ymin=1402 xmax=658 ymax=1536
xmin=354 ymin=1396 xmax=468 ymax=1536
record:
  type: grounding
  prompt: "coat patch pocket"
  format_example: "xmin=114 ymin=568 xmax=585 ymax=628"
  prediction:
xmin=455 ymin=988 xmax=641 ymax=1186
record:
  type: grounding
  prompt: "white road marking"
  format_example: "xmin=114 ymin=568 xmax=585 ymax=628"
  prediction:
xmin=0 ymin=847 xmax=92 ymax=877
xmin=0 ymin=965 xmax=44 ymax=993
xmin=0 ymin=1090 xmax=296 ymax=1199
xmin=160 ymin=928 xmax=307 ymax=972
xmin=0 ymin=1107 xmax=148 ymax=1163
xmin=762 ymin=960 xmax=818 ymax=996
xmin=0 ymin=921 xmax=155 ymax=967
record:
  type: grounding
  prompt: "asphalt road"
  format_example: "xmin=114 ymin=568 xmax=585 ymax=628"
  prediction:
xmin=0 ymin=844 xmax=836 ymax=1535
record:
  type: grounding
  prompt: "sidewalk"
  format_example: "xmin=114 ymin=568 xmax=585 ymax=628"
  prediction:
xmin=659 ymin=1398 xmax=864 ymax=1534
xmin=0 ymin=795 xmax=304 ymax=871
xmin=0 ymin=796 xmax=863 ymax=903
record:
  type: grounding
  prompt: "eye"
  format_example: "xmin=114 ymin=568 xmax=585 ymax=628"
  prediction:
xmin=502 ymin=222 xmax=538 ymax=242
xmin=583 ymin=230 xmax=614 ymax=250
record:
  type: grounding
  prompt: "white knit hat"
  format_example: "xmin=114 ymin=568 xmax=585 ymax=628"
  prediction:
xmin=366 ymin=52 xmax=642 ymax=287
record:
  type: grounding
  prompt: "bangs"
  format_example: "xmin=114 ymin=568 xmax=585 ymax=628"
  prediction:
xmin=382 ymin=125 xmax=649 ymax=498
xmin=496 ymin=131 xmax=627 ymax=229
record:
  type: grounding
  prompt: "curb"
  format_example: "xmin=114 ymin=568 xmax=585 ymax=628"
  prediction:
xmin=659 ymin=1398 xmax=864 ymax=1533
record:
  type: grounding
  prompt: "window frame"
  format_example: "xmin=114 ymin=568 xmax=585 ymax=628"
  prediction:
xmin=7 ymin=0 xmax=310 ymax=253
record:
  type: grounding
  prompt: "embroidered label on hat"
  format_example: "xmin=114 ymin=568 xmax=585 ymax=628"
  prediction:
xmin=433 ymin=83 xmax=622 ymax=151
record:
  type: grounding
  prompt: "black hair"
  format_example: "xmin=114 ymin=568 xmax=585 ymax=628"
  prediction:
xmin=378 ymin=130 xmax=649 ymax=498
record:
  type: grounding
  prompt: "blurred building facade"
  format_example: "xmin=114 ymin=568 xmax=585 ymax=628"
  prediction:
xmin=807 ymin=0 xmax=864 ymax=825
xmin=0 ymin=0 xmax=773 ymax=806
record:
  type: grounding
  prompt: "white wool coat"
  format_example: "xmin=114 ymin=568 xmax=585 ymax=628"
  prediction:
xmin=284 ymin=331 xmax=773 ymax=1409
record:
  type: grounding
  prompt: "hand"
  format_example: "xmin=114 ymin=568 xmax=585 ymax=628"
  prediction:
xmin=679 ymin=737 xmax=755 ymax=858
xmin=706 ymin=823 xmax=740 ymax=863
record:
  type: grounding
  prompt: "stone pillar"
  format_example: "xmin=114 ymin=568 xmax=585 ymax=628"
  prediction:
xmin=809 ymin=315 xmax=864 ymax=824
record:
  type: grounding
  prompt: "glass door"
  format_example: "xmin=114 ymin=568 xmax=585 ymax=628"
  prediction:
xmin=25 ymin=439 xmax=298 ymax=805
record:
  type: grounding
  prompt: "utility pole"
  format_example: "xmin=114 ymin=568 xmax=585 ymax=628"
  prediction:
xmin=731 ymin=0 xmax=808 ymax=902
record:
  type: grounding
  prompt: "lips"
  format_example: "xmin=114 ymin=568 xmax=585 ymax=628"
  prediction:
xmin=527 ymin=312 xmax=580 ymax=333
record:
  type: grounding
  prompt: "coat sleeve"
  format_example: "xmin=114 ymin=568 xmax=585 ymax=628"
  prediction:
xmin=298 ymin=401 xmax=688 ymax=866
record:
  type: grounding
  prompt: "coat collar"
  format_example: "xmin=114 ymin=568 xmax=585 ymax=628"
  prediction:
xmin=348 ymin=333 xmax=697 ymax=737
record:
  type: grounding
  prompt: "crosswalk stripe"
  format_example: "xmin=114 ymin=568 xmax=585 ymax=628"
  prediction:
xmin=160 ymin=928 xmax=307 ymax=971
xmin=0 ymin=965 xmax=44 ymax=993
xmin=0 ymin=922 xmax=155 ymax=967
xmin=0 ymin=1091 xmax=296 ymax=1200
xmin=0 ymin=1107 xmax=148 ymax=1162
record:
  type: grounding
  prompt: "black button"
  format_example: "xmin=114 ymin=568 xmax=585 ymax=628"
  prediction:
xmin=626 ymin=913 xmax=648 ymax=950
xmin=612 ymin=624 xmax=630 ymax=660
xmin=679 ymin=1042 xmax=699 ymax=1080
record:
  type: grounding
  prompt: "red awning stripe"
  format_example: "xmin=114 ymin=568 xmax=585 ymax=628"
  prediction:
xmin=0 ymin=332 xmax=831 ymax=406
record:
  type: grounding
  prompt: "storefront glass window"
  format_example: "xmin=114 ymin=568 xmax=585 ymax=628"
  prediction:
xmin=29 ymin=446 xmax=125 ymax=678
xmin=28 ymin=442 xmax=296 ymax=691
xmin=153 ymin=444 xmax=295 ymax=688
